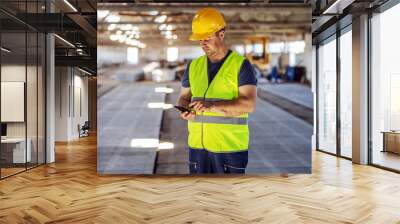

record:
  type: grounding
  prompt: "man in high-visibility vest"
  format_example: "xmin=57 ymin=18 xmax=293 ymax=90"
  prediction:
xmin=177 ymin=8 xmax=257 ymax=174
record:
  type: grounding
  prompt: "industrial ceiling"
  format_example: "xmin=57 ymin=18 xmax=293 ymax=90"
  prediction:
xmin=97 ymin=1 xmax=311 ymax=48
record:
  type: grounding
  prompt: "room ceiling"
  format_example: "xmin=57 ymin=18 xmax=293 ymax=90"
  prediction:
xmin=0 ymin=0 xmax=97 ymax=73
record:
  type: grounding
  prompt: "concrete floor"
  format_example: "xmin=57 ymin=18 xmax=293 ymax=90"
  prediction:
xmin=258 ymin=82 xmax=313 ymax=109
xmin=98 ymin=82 xmax=165 ymax=174
xmin=156 ymin=83 xmax=189 ymax=174
xmin=97 ymin=73 xmax=313 ymax=174
xmin=257 ymin=82 xmax=313 ymax=125
xmin=157 ymin=81 xmax=312 ymax=174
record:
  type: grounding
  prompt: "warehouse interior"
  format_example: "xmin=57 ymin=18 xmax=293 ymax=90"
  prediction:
xmin=97 ymin=2 xmax=313 ymax=174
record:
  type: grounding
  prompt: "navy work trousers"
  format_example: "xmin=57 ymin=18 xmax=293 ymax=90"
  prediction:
xmin=188 ymin=148 xmax=248 ymax=174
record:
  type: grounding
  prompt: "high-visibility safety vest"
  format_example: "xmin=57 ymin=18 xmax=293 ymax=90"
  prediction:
xmin=188 ymin=51 xmax=249 ymax=153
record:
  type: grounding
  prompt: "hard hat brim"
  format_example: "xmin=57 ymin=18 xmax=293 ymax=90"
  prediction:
xmin=189 ymin=32 xmax=213 ymax=41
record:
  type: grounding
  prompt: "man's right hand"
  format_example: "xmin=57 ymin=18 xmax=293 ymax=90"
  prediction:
xmin=180 ymin=111 xmax=196 ymax=121
xmin=177 ymin=87 xmax=195 ymax=121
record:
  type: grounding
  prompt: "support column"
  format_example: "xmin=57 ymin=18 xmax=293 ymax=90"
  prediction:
xmin=46 ymin=33 xmax=55 ymax=163
xmin=88 ymin=76 xmax=97 ymax=132
xmin=46 ymin=1 xmax=55 ymax=163
xmin=352 ymin=14 xmax=369 ymax=164
xmin=312 ymin=45 xmax=317 ymax=150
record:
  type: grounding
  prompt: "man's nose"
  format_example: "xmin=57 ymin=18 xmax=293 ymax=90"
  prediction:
xmin=200 ymin=39 xmax=208 ymax=45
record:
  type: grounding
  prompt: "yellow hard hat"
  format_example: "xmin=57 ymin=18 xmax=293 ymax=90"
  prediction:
xmin=189 ymin=7 xmax=226 ymax=41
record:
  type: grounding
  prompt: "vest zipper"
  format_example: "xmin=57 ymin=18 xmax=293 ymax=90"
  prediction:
xmin=201 ymin=85 xmax=210 ymax=150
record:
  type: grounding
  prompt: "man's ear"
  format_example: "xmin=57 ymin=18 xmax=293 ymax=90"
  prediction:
xmin=218 ymin=30 xmax=225 ymax=40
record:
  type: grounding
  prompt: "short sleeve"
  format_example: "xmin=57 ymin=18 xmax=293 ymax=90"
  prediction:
xmin=238 ymin=59 xmax=258 ymax=86
xmin=181 ymin=62 xmax=191 ymax=88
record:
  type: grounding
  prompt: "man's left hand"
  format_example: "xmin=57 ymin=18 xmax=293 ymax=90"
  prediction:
xmin=189 ymin=100 xmax=212 ymax=113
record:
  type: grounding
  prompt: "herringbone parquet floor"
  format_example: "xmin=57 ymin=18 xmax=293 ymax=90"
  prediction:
xmin=1 ymin=134 xmax=400 ymax=224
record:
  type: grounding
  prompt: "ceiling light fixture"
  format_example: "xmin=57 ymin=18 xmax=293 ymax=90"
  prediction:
xmin=148 ymin=11 xmax=159 ymax=16
xmin=98 ymin=10 xmax=109 ymax=19
xmin=165 ymin=35 xmax=177 ymax=40
xmin=159 ymin=24 xmax=167 ymax=30
xmin=118 ymin=36 xmax=126 ymax=43
xmin=63 ymin=0 xmax=78 ymax=12
xmin=322 ymin=0 xmax=354 ymax=15
xmin=105 ymin=14 xmax=120 ymax=23
xmin=126 ymin=39 xmax=133 ymax=45
xmin=1 ymin=47 xmax=11 ymax=53
xmin=121 ymin=24 xmax=132 ymax=30
xmin=108 ymin=24 xmax=117 ymax=31
xmin=78 ymin=67 xmax=93 ymax=76
xmin=161 ymin=30 xmax=172 ymax=36
xmin=109 ymin=34 xmax=119 ymax=41
xmin=54 ymin=34 xmax=75 ymax=48
xmin=155 ymin=15 xmax=167 ymax=23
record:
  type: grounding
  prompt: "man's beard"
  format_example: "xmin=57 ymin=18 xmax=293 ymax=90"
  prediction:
xmin=203 ymin=47 xmax=217 ymax=57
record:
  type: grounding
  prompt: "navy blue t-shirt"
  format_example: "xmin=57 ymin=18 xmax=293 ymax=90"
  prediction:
xmin=181 ymin=50 xmax=257 ymax=88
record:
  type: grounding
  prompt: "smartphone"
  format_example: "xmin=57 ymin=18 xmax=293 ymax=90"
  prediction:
xmin=174 ymin=105 xmax=192 ymax=113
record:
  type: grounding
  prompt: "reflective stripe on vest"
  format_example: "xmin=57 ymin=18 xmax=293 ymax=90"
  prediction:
xmin=193 ymin=115 xmax=248 ymax=125
xmin=187 ymin=51 xmax=249 ymax=153
xmin=191 ymin=97 xmax=231 ymax=102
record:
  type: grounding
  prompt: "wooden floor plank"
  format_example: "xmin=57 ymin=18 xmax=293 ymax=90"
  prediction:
xmin=0 ymin=134 xmax=399 ymax=223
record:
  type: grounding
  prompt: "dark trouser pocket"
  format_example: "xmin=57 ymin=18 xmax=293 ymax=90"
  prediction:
xmin=223 ymin=164 xmax=246 ymax=174
xmin=222 ymin=151 xmax=248 ymax=174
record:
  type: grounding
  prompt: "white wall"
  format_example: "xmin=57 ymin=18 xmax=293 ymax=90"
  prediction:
xmin=270 ymin=53 xmax=281 ymax=68
xmin=1 ymin=65 xmax=33 ymax=138
xmin=1 ymin=65 xmax=26 ymax=81
xmin=1 ymin=64 xmax=46 ymax=164
xmin=55 ymin=67 xmax=69 ymax=141
xmin=176 ymin=46 xmax=203 ymax=61
xmin=140 ymin=45 xmax=203 ymax=62
xmin=55 ymin=67 xmax=89 ymax=141
xmin=141 ymin=47 xmax=164 ymax=62
xmin=72 ymin=74 xmax=89 ymax=138
xmin=97 ymin=45 xmax=129 ymax=66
